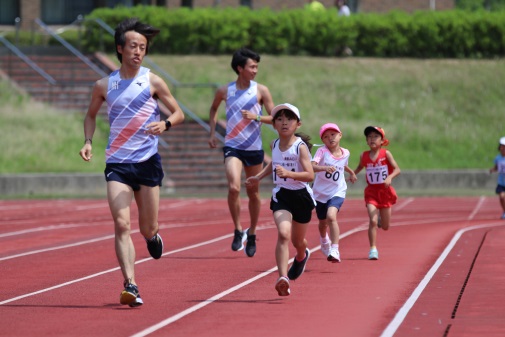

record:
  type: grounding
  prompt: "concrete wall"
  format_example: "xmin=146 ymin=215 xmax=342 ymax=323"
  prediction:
xmin=0 ymin=170 xmax=496 ymax=198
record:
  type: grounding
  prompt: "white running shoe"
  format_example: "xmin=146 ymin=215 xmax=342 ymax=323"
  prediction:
xmin=320 ymin=239 xmax=330 ymax=257
xmin=327 ymin=246 xmax=341 ymax=263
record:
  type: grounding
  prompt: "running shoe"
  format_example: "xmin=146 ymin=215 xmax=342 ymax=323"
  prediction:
xmin=320 ymin=239 xmax=331 ymax=257
xmin=501 ymin=212 xmax=505 ymax=220
xmin=245 ymin=229 xmax=256 ymax=257
xmin=287 ymin=248 xmax=310 ymax=280
xmin=368 ymin=248 xmax=379 ymax=260
xmin=231 ymin=229 xmax=247 ymax=251
xmin=146 ymin=233 xmax=163 ymax=259
xmin=327 ymin=246 xmax=341 ymax=263
xmin=120 ymin=282 xmax=143 ymax=307
xmin=275 ymin=276 xmax=290 ymax=296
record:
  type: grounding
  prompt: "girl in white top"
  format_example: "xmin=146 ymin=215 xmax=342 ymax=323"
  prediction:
xmin=246 ymin=103 xmax=315 ymax=297
xmin=312 ymin=123 xmax=357 ymax=263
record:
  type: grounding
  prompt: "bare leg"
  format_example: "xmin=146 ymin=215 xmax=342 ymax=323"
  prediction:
xmin=107 ymin=181 xmax=136 ymax=284
xmin=273 ymin=210 xmax=292 ymax=277
xmin=224 ymin=157 xmax=244 ymax=231
xmin=244 ymin=163 xmax=263 ymax=235
xmin=367 ymin=204 xmax=379 ymax=248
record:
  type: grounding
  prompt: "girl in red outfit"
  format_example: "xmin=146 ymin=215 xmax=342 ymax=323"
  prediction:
xmin=353 ymin=126 xmax=401 ymax=260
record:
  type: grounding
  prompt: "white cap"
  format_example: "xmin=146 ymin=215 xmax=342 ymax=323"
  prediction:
xmin=500 ymin=137 xmax=505 ymax=146
xmin=271 ymin=103 xmax=301 ymax=120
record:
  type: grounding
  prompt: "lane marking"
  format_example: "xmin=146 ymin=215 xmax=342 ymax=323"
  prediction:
xmin=379 ymin=222 xmax=505 ymax=337
xmin=468 ymin=196 xmax=486 ymax=221
xmin=130 ymin=226 xmax=366 ymax=337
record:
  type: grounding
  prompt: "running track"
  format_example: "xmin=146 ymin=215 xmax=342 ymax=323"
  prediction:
xmin=1 ymin=196 xmax=504 ymax=337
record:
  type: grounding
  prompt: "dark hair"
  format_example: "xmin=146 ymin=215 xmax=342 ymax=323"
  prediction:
xmin=231 ymin=48 xmax=260 ymax=74
xmin=273 ymin=109 xmax=300 ymax=122
xmin=296 ymin=132 xmax=313 ymax=152
xmin=114 ymin=18 xmax=160 ymax=63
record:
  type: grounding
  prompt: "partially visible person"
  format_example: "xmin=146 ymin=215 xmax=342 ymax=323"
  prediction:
xmin=246 ymin=103 xmax=315 ymax=297
xmin=311 ymin=123 xmax=357 ymax=263
xmin=489 ymin=136 xmax=505 ymax=219
xmin=79 ymin=18 xmax=185 ymax=307
xmin=306 ymin=0 xmax=326 ymax=11
xmin=353 ymin=126 xmax=400 ymax=260
xmin=336 ymin=0 xmax=351 ymax=16
xmin=208 ymin=47 xmax=275 ymax=257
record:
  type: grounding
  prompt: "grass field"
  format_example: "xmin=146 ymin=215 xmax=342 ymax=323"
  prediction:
xmin=1 ymin=55 xmax=504 ymax=173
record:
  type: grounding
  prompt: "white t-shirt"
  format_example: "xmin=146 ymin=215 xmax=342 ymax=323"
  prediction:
xmin=311 ymin=146 xmax=350 ymax=202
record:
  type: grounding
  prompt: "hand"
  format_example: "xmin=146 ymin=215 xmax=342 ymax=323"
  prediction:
xmin=79 ymin=144 xmax=93 ymax=161
xmin=347 ymin=173 xmax=357 ymax=184
xmin=275 ymin=165 xmax=289 ymax=179
xmin=325 ymin=166 xmax=337 ymax=174
xmin=245 ymin=176 xmax=260 ymax=187
xmin=241 ymin=109 xmax=257 ymax=121
xmin=145 ymin=121 xmax=164 ymax=135
xmin=208 ymin=136 xmax=217 ymax=148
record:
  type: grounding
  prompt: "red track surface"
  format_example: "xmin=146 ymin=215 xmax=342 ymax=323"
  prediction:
xmin=1 ymin=196 xmax=504 ymax=337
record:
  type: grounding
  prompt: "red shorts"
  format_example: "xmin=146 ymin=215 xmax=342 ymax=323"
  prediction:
xmin=364 ymin=185 xmax=397 ymax=208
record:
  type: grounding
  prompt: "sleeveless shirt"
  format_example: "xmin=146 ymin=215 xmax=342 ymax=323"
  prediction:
xmin=105 ymin=67 xmax=160 ymax=163
xmin=360 ymin=148 xmax=394 ymax=187
xmin=271 ymin=137 xmax=315 ymax=202
xmin=224 ymin=81 xmax=263 ymax=151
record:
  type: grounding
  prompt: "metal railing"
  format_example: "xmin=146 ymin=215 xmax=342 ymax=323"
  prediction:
xmin=0 ymin=35 xmax=57 ymax=85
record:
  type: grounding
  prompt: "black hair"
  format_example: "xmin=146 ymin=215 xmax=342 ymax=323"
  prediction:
xmin=231 ymin=48 xmax=260 ymax=74
xmin=273 ymin=109 xmax=300 ymax=122
xmin=296 ymin=132 xmax=313 ymax=152
xmin=114 ymin=18 xmax=160 ymax=63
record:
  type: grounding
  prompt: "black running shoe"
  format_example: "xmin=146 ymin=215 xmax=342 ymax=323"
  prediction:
xmin=245 ymin=231 xmax=256 ymax=257
xmin=287 ymin=248 xmax=310 ymax=280
xmin=146 ymin=233 xmax=163 ymax=259
xmin=120 ymin=282 xmax=143 ymax=307
xmin=231 ymin=229 xmax=247 ymax=251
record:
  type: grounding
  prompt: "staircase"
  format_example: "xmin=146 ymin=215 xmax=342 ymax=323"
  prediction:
xmin=0 ymin=46 xmax=107 ymax=112
xmin=0 ymin=47 xmax=274 ymax=194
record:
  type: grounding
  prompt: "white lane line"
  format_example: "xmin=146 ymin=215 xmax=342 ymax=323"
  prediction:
xmin=468 ymin=196 xmax=486 ymax=221
xmin=0 ymin=228 xmax=261 ymax=306
xmin=0 ymin=217 xmax=275 ymax=262
xmin=129 ymin=225 xmax=366 ymax=337
xmin=379 ymin=222 xmax=505 ymax=337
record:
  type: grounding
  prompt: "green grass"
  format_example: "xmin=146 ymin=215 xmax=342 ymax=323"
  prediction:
xmin=1 ymin=55 xmax=504 ymax=173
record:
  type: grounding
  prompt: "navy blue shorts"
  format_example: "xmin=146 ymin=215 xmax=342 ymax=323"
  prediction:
xmin=270 ymin=187 xmax=315 ymax=224
xmin=315 ymin=196 xmax=345 ymax=220
xmin=223 ymin=146 xmax=264 ymax=167
xmin=496 ymin=184 xmax=505 ymax=194
xmin=104 ymin=153 xmax=164 ymax=191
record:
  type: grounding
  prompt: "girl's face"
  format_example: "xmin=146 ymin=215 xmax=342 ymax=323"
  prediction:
xmin=321 ymin=130 xmax=342 ymax=148
xmin=273 ymin=111 xmax=300 ymax=136
xmin=366 ymin=131 xmax=383 ymax=149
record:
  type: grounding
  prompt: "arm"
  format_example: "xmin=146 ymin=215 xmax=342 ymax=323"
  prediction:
xmin=208 ymin=85 xmax=227 ymax=149
xmin=384 ymin=150 xmax=401 ymax=187
xmin=79 ymin=78 xmax=107 ymax=161
xmin=245 ymin=161 xmax=273 ymax=187
xmin=490 ymin=164 xmax=498 ymax=173
xmin=353 ymin=153 xmax=364 ymax=175
xmin=276 ymin=144 xmax=314 ymax=182
xmin=146 ymin=73 xmax=185 ymax=134
xmin=344 ymin=165 xmax=358 ymax=183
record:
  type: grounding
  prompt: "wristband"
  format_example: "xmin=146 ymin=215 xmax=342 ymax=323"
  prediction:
xmin=256 ymin=115 xmax=261 ymax=122
xmin=165 ymin=120 xmax=172 ymax=131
